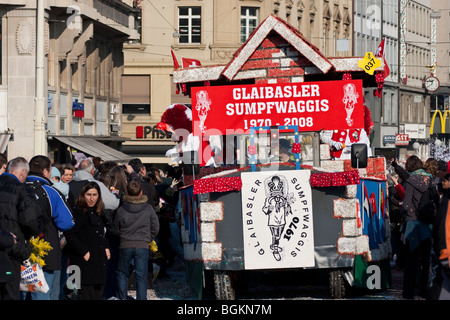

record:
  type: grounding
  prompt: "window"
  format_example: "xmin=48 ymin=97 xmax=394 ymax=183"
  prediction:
xmin=244 ymin=131 xmax=314 ymax=166
xmin=121 ymin=75 xmax=150 ymax=114
xmin=122 ymin=104 xmax=150 ymax=114
xmin=240 ymin=7 xmax=258 ymax=43
xmin=178 ymin=7 xmax=201 ymax=44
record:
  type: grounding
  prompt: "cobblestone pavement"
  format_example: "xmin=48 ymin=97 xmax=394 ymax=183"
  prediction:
xmin=126 ymin=260 xmax=407 ymax=300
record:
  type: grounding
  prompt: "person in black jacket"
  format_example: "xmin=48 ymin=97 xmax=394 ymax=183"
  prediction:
xmin=23 ymin=155 xmax=74 ymax=301
xmin=65 ymin=181 xmax=110 ymax=300
xmin=0 ymin=157 xmax=43 ymax=300
xmin=401 ymin=155 xmax=435 ymax=299
xmin=0 ymin=224 xmax=16 ymax=296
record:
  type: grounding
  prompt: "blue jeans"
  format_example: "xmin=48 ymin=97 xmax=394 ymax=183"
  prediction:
xmin=116 ymin=248 xmax=149 ymax=300
xmin=168 ymin=222 xmax=184 ymax=261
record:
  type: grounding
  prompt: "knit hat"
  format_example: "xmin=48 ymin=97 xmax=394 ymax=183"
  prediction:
xmin=51 ymin=167 xmax=61 ymax=179
xmin=437 ymin=160 xmax=447 ymax=173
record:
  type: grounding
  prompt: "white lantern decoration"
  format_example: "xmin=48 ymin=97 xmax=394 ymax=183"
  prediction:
xmin=435 ymin=139 xmax=442 ymax=147
xmin=413 ymin=142 xmax=420 ymax=150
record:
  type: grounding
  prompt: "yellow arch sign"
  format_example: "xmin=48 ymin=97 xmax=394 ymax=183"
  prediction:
xmin=430 ymin=110 xmax=450 ymax=134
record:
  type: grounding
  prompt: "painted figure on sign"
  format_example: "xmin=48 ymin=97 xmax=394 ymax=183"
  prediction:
xmin=195 ymin=90 xmax=211 ymax=133
xmin=262 ymin=175 xmax=295 ymax=261
xmin=342 ymin=83 xmax=359 ymax=126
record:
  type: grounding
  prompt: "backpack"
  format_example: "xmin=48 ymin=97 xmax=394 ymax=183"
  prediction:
xmin=25 ymin=180 xmax=51 ymax=224
xmin=417 ymin=181 xmax=439 ymax=224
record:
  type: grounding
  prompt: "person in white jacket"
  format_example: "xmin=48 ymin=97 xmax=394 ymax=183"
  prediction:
xmin=69 ymin=158 xmax=120 ymax=211
xmin=320 ymin=129 xmax=372 ymax=160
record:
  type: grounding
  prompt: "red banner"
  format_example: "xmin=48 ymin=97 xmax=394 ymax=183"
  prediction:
xmin=191 ymin=80 xmax=364 ymax=136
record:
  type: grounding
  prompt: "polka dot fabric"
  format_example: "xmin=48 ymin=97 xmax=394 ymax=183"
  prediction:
xmin=193 ymin=170 xmax=360 ymax=194
xmin=194 ymin=176 xmax=243 ymax=194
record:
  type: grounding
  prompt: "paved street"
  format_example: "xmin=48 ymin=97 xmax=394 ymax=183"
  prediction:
xmin=131 ymin=259 xmax=406 ymax=300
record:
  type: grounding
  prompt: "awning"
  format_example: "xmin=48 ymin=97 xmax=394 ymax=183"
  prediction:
xmin=0 ymin=134 xmax=11 ymax=153
xmin=54 ymin=136 xmax=133 ymax=163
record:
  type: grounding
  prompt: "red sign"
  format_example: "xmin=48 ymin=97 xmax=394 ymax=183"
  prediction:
xmin=395 ymin=134 xmax=409 ymax=146
xmin=191 ymin=80 xmax=364 ymax=136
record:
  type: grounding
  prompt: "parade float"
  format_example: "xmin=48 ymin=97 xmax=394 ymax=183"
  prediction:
xmin=159 ymin=14 xmax=391 ymax=299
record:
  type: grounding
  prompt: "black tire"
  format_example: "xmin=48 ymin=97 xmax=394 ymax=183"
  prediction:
xmin=329 ymin=269 xmax=346 ymax=299
xmin=213 ymin=270 xmax=236 ymax=300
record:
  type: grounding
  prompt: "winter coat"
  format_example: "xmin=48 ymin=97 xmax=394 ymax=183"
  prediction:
xmin=402 ymin=169 xmax=434 ymax=221
xmin=65 ymin=206 xmax=109 ymax=285
xmin=0 ymin=229 xmax=15 ymax=283
xmin=114 ymin=195 xmax=159 ymax=249
xmin=0 ymin=173 xmax=42 ymax=262
xmin=69 ymin=170 xmax=120 ymax=211
xmin=401 ymin=169 xmax=434 ymax=251
xmin=26 ymin=174 xmax=74 ymax=271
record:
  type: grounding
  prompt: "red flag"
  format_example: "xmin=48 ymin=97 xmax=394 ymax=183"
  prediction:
xmin=171 ymin=50 xmax=182 ymax=94
xmin=375 ymin=38 xmax=385 ymax=57
xmin=401 ymin=75 xmax=408 ymax=85
xmin=171 ymin=50 xmax=180 ymax=70
xmin=375 ymin=38 xmax=390 ymax=79
xmin=182 ymin=57 xmax=201 ymax=68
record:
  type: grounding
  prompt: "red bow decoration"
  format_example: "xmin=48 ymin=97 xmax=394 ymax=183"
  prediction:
xmin=373 ymin=72 xmax=385 ymax=98
xmin=342 ymin=73 xmax=352 ymax=80
xmin=291 ymin=143 xmax=301 ymax=153
xmin=247 ymin=145 xmax=257 ymax=155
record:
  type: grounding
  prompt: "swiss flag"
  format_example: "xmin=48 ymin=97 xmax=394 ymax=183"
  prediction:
xmin=375 ymin=38 xmax=390 ymax=79
xmin=182 ymin=58 xmax=202 ymax=68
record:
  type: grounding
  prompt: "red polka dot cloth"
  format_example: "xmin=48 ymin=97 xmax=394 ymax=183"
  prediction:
xmin=194 ymin=176 xmax=242 ymax=194
xmin=291 ymin=143 xmax=301 ymax=153
xmin=310 ymin=170 xmax=360 ymax=187
xmin=193 ymin=170 xmax=360 ymax=194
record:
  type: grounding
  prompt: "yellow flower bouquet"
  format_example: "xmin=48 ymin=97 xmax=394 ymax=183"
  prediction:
xmin=29 ymin=237 xmax=53 ymax=268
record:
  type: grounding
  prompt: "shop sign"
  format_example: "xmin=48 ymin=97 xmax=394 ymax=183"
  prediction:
xmin=400 ymin=0 xmax=407 ymax=80
xmin=403 ymin=123 xmax=426 ymax=139
xmin=383 ymin=135 xmax=396 ymax=144
xmin=136 ymin=125 xmax=170 ymax=140
xmin=72 ymin=99 xmax=84 ymax=118
xmin=395 ymin=134 xmax=409 ymax=146
xmin=191 ymin=80 xmax=364 ymax=137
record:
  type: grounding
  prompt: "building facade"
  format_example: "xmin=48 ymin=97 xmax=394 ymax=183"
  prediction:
xmin=354 ymin=0 xmax=449 ymax=160
xmin=122 ymin=0 xmax=354 ymax=165
xmin=0 ymin=0 xmax=139 ymax=162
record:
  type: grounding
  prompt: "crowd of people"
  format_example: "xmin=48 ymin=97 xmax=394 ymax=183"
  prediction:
xmin=0 ymin=153 xmax=183 ymax=300
xmin=2 ymin=150 xmax=450 ymax=300
xmin=388 ymin=156 xmax=450 ymax=300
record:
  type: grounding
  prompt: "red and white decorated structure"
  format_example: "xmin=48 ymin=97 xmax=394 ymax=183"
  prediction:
xmin=163 ymin=14 xmax=390 ymax=299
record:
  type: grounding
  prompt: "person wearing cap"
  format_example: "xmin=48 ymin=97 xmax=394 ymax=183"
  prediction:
xmin=50 ymin=166 xmax=69 ymax=200
xmin=435 ymin=160 xmax=449 ymax=196
xmin=436 ymin=160 xmax=448 ymax=181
